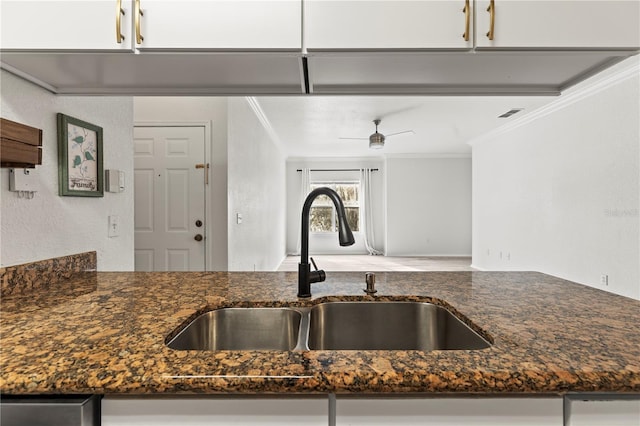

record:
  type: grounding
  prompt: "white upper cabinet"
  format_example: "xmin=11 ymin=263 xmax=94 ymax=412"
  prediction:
xmin=304 ymin=0 xmax=474 ymax=50
xmin=134 ymin=0 xmax=301 ymax=51
xmin=0 ymin=1 xmax=134 ymax=51
xmin=304 ymin=0 xmax=639 ymax=94
xmin=475 ymin=0 xmax=640 ymax=49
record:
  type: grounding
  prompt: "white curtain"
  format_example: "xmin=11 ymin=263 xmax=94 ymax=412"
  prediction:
xmin=295 ymin=168 xmax=311 ymax=255
xmin=360 ymin=168 xmax=383 ymax=255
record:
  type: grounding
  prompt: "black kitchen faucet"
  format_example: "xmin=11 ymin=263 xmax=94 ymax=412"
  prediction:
xmin=298 ymin=187 xmax=355 ymax=298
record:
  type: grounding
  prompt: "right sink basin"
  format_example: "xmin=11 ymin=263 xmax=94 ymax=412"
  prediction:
xmin=308 ymin=301 xmax=491 ymax=351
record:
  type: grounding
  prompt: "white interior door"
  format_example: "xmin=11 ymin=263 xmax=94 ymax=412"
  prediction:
xmin=134 ymin=126 xmax=206 ymax=271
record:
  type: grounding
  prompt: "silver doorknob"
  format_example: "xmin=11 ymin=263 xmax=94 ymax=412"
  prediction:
xmin=194 ymin=234 xmax=203 ymax=242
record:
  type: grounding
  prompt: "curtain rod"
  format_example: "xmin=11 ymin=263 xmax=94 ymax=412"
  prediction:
xmin=296 ymin=168 xmax=379 ymax=172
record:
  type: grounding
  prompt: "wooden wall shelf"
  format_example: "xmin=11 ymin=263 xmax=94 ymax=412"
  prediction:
xmin=1 ymin=118 xmax=43 ymax=168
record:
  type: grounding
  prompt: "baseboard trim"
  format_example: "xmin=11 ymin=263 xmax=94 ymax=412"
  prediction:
xmin=385 ymin=254 xmax=472 ymax=258
xmin=469 ymin=264 xmax=487 ymax=271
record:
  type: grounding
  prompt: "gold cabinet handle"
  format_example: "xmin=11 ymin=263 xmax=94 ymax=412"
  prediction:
xmin=462 ymin=0 xmax=470 ymax=41
xmin=135 ymin=0 xmax=144 ymax=44
xmin=116 ymin=0 xmax=125 ymax=43
xmin=486 ymin=0 xmax=495 ymax=40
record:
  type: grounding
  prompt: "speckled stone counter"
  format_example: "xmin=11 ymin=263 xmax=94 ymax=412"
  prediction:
xmin=1 ymin=251 xmax=96 ymax=297
xmin=1 ymin=271 xmax=639 ymax=395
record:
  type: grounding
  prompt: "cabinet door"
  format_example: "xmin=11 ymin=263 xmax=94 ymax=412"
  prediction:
xmin=102 ymin=397 xmax=328 ymax=426
xmin=0 ymin=0 xmax=134 ymax=51
xmin=566 ymin=398 xmax=640 ymax=426
xmin=475 ymin=0 xmax=640 ymax=49
xmin=135 ymin=0 xmax=301 ymax=50
xmin=304 ymin=0 xmax=473 ymax=50
xmin=336 ymin=398 xmax=563 ymax=426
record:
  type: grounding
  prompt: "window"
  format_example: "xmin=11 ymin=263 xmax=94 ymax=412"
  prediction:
xmin=309 ymin=182 xmax=359 ymax=233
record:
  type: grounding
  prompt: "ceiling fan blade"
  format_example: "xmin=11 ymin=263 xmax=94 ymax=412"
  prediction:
xmin=338 ymin=137 xmax=368 ymax=140
xmin=385 ymin=130 xmax=415 ymax=138
xmin=378 ymin=105 xmax=423 ymax=120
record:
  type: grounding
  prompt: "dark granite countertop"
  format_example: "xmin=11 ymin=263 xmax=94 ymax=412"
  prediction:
xmin=1 ymin=271 xmax=639 ymax=395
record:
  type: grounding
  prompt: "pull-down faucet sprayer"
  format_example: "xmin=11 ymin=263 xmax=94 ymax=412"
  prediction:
xmin=298 ymin=187 xmax=355 ymax=298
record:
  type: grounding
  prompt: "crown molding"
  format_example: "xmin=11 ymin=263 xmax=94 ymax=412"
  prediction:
xmin=384 ymin=152 xmax=471 ymax=159
xmin=468 ymin=56 xmax=640 ymax=147
xmin=1 ymin=63 xmax=57 ymax=93
xmin=244 ymin=96 xmax=286 ymax=155
xmin=286 ymin=156 xmax=384 ymax=163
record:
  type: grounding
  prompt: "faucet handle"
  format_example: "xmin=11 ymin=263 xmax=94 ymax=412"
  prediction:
xmin=310 ymin=257 xmax=319 ymax=271
xmin=308 ymin=257 xmax=326 ymax=284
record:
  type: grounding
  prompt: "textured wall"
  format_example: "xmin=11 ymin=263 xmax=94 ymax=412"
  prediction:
xmin=227 ymin=98 xmax=287 ymax=271
xmin=385 ymin=157 xmax=472 ymax=256
xmin=472 ymin=59 xmax=640 ymax=300
xmin=0 ymin=71 xmax=134 ymax=270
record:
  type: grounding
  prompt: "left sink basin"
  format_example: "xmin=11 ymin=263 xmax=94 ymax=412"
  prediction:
xmin=166 ymin=308 xmax=302 ymax=351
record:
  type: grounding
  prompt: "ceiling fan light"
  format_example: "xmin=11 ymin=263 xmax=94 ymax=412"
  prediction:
xmin=369 ymin=133 xmax=385 ymax=149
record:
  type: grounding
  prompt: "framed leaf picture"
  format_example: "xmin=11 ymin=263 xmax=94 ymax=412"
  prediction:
xmin=57 ymin=113 xmax=104 ymax=197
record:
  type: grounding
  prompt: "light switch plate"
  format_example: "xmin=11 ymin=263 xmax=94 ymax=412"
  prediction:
xmin=108 ymin=215 xmax=119 ymax=238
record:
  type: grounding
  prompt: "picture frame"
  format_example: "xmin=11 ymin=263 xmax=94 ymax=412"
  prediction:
xmin=57 ymin=113 xmax=104 ymax=197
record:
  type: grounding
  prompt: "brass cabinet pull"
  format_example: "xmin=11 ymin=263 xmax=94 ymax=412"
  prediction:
xmin=462 ymin=0 xmax=470 ymax=41
xmin=116 ymin=0 xmax=125 ymax=43
xmin=135 ymin=0 xmax=144 ymax=44
xmin=486 ymin=0 xmax=495 ymax=40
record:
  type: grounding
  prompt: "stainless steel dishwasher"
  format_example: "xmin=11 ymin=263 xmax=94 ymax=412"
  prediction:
xmin=1 ymin=395 xmax=101 ymax=426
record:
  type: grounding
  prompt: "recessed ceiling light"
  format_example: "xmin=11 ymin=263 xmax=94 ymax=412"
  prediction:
xmin=498 ymin=108 xmax=524 ymax=118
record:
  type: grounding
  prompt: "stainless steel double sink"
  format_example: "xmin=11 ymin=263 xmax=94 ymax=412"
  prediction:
xmin=166 ymin=301 xmax=491 ymax=351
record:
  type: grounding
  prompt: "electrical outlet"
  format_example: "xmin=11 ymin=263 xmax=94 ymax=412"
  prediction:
xmin=600 ymin=274 xmax=609 ymax=286
xmin=237 ymin=213 xmax=243 ymax=224
xmin=9 ymin=168 xmax=38 ymax=192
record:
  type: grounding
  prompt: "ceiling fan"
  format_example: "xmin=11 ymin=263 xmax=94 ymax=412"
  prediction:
xmin=339 ymin=119 xmax=415 ymax=149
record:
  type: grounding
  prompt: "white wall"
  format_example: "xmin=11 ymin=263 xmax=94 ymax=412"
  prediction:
xmin=133 ymin=97 xmax=228 ymax=271
xmin=0 ymin=70 xmax=134 ymax=270
xmin=286 ymin=158 xmax=385 ymax=256
xmin=471 ymin=59 xmax=640 ymax=300
xmin=227 ymin=98 xmax=287 ymax=271
xmin=385 ymin=156 xmax=472 ymax=256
